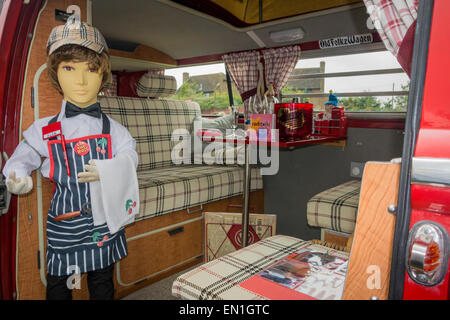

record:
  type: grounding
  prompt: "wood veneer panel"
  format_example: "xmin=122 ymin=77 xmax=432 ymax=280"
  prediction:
xmin=342 ymin=162 xmax=400 ymax=300
xmin=109 ymin=45 xmax=177 ymax=67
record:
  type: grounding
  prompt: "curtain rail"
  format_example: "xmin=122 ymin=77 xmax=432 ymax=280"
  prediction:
xmin=289 ymin=68 xmax=405 ymax=79
xmin=284 ymin=91 xmax=409 ymax=98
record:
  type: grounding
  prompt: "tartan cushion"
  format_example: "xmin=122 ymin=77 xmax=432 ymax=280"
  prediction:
xmin=306 ymin=180 xmax=361 ymax=234
xmin=99 ymin=96 xmax=201 ymax=171
xmin=136 ymin=73 xmax=177 ymax=98
xmin=171 ymin=235 xmax=349 ymax=300
xmin=101 ymin=73 xmax=118 ymax=97
xmin=136 ymin=165 xmax=263 ymax=220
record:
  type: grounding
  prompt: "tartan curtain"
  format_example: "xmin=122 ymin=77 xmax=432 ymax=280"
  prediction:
xmin=222 ymin=50 xmax=261 ymax=118
xmin=263 ymin=46 xmax=301 ymax=96
xmin=364 ymin=0 xmax=418 ymax=76
xmin=222 ymin=46 xmax=301 ymax=117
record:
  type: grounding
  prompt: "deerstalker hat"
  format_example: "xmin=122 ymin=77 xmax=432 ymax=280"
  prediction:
xmin=46 ymin=14 xmax=109 ymax=56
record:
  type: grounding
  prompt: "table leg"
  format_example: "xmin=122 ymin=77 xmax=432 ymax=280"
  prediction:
xmin=241 ymin=142 xmax=251 ymax=248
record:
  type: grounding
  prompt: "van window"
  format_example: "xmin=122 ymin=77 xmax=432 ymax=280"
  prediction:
xmin=166 ymin=51 xmax=409 ymax=115
xmin=165 ymin=63 xmax=242 ymax=116
xmin=282 ymin=51 xmax=409 ymax=112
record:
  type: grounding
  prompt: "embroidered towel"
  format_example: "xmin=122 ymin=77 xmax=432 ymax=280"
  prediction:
xmin=90 ymin=153 xmax=139 ymax=234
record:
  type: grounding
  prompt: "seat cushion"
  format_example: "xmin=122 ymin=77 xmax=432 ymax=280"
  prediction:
xmin=99 ymin=96 xmax=201 ymax=171
xmin=136 ymin=73 xmax=177 ymax=98
xmin=307 ymin=180 xmax=361 ymax=234
xmin=136 ymin=164 xmax=263 ymax=220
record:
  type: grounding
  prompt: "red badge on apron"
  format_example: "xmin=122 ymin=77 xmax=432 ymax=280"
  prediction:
xmin=74 ymin=141 xmax=90 ymax=156
xmin=42 ymin=121 xmax=62 ymax=140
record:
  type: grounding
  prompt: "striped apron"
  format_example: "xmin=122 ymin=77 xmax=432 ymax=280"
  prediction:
xmin=45 ymin=113 xmax=128 ymax=277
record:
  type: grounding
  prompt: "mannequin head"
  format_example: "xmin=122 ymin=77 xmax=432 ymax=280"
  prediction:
xmin=47 ymin=44 xmax=111 ymax=107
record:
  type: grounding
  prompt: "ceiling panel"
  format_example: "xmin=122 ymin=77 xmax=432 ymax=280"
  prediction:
xmin=92 ymin=0 xmax=379 ymax=63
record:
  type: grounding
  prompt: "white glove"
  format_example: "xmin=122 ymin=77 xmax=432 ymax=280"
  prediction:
xmin=78 ymin=160 xmax=99 ymax=183
xmin=6 ymin=172 xmax=33 ymax=195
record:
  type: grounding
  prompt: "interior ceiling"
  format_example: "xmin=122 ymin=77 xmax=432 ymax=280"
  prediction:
xmin=173 ymin=0 xmax=363 ymax=26
xmin=92 ymin=0 xmax=381 ymax=66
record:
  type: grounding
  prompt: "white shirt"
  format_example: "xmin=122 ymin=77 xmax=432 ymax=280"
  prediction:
xmin=2 ymin=100 xmax=138 ymax=180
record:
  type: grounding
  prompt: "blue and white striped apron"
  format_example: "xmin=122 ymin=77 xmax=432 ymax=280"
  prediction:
xmin=45 ymin=113 xmax=128 ymax=276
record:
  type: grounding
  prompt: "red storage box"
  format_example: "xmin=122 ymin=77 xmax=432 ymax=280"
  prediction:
xmin=332 ymin=106 xmax=344 ymax=119
xmin=314 ymin=116 xmax=348 ymax=137
xmin=274 ymin=103 xmax=313 ymax=141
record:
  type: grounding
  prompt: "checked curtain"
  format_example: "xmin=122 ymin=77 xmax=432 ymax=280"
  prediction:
xmin=222 ymin=50 xmax=261 ymax=118
xmin=364 ymin=0 xmax=419 ymax=76
xmin=222 ymin=46 xmax=301 ymax=118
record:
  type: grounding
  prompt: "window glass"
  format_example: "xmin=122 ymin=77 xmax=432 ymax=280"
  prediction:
xmin=166 ymin=51 xmax=409 ymax=115
xmin=282 ymin=51 xmax=410 ymax=112
xmin=165 ymin=63 xmax=242 ymax=115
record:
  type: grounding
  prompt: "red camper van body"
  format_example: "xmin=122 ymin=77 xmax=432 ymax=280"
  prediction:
xmin=401 ymin=0 xmax=450 ymax=300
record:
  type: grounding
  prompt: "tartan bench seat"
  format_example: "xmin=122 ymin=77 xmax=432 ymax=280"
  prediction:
xmin=99 ymin=88 xmax=263 ymax=220
xmin=306 ymin=180 xmax=361 ymax=234
xmin=136 ymin=165 xmax=262 ymax=220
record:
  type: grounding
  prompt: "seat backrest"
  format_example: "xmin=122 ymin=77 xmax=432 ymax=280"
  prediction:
xmin=99 ymin=74 xmax=200 ymax=171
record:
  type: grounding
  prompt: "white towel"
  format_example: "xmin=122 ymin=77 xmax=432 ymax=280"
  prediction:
xmin=89 ymin=153 xmax=139 ymax=234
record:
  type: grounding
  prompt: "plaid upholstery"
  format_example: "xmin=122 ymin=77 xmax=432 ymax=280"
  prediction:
xmin=99 ymin=96 xmax=200 ymax=171
xmin=364 ymin=0 xmax=418 ymax=57
xmin=101 ymin=73 xmax=118 ymax=96
xmin=307 ymin=180 xmax=361 ymax=234
xmin=136 ymin=74 xmax=177 ymax=98
xmin=47 ymin=14 xmax=108 ymax=55
xmin=172 ymin=235 xmax=349 ymax=300
xmin=99 ymin=96 xmax=263 ymax=219
xmin=193 ymin=139 xmax=246 ymax=165
xmin=136 ymin=165 xmax=262 ymax=220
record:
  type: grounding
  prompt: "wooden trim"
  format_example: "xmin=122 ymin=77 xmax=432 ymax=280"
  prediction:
xmin=342 ymin=162 xmax=400 ymax=300
xmin=109 ymin=44 xmax=177 ymax=67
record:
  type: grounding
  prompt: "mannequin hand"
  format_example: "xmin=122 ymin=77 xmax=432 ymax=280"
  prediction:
xmin=78 ymin=160 xmax=99 ymax=183
xmin=6 ymin=172 xmax=33 ymax=195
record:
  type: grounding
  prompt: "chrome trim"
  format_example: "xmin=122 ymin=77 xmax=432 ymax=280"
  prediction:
xmin=409 ymin=242 xmax=428 ymax=271
xmin=187 ymin=204 xmax=203 ymax=215
xmin=411 ymin=157 xmax=450 ymax=186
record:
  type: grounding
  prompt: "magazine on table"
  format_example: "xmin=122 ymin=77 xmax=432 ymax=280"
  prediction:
xmin=239 ymin=244 xmax=348 ymax=300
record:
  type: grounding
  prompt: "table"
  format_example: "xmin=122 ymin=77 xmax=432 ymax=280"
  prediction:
xmin=198 ymin=130 xmax=346 ymax=247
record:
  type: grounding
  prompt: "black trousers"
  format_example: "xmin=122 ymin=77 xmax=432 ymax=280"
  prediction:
xmin=46 ymin=264 xmax=115 ymax=300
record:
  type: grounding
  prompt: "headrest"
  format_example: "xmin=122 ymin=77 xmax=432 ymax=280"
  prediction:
xmin=136 ymin=73 xmax=177 ymax=99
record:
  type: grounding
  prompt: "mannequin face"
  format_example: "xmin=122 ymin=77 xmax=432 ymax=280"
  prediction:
xmin=57 ymin=60 xmax=103 ymax=108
